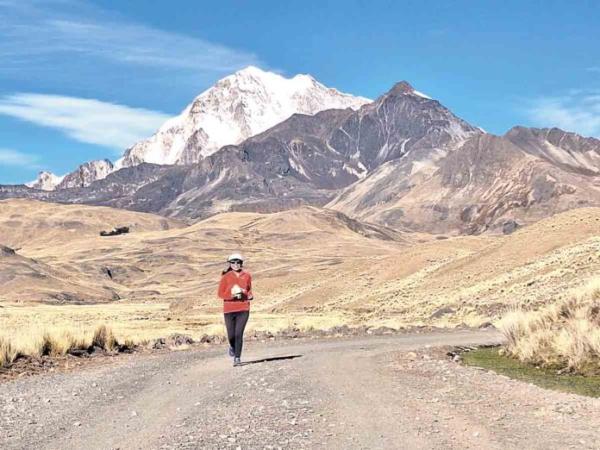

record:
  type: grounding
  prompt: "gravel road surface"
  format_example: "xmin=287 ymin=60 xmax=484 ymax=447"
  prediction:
xmin=2 ymin=329 xmax=599 ymax=449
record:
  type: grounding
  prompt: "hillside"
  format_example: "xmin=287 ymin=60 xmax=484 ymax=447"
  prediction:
xmin=1 ymin=200 xmax=597 ymax=328
xmin=354 ymin=207 xmax=600 ymax=326
xmin=0 ymin=243 xmax=119 ymax=304
xmin=0 ymin=198 xmax=184 ymax=250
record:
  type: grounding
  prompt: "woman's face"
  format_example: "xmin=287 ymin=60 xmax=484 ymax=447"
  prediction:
xmin=229 ymin=259 xmax=243 ymax=271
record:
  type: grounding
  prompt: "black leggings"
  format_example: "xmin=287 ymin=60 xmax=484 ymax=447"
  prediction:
xmin=224 ymin=310 xmax=249 ymax=358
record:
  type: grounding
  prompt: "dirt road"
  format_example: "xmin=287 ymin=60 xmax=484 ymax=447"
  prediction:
xmin=1 ymin=329 xmax=599 ymax=449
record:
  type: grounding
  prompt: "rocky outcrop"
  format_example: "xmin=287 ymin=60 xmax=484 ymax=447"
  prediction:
xmin=0 ymin=245 xmax=16 ymax=256
xmin=25 ymin=171 xmax=64 ymax=191
xmin=57 ymin=159 xmax=114 ymax=189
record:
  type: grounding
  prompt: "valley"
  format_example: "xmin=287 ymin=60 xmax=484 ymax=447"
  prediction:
xmin=1 ymin=199 xmax=598 ymax=346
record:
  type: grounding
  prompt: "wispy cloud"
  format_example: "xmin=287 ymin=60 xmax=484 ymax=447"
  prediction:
xmin=0 ymin=148 xmax=40 ymax=168
xmin=0 ymin=0 xmax=261 ymax=84
xmin=587 ymin=67 xmax=600 ymax=73
xmin=0 ymin=93 xmax=171 ymax=150
xmin=526 ymin=90 xmax=600 ymax=137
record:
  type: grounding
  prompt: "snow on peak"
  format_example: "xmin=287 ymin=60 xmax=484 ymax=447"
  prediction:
xmin=389 ymin=81 xmax=431 ymax=99
xmin=25 ymin=171 xmax=65 ymax=191
xmin=56 ymin=159 xmax=115 ymax=189
xmin=120 ymin=67 xmax=371 ymax=166
xmin=413 ymin=90 xmax=431 ymax=99
xmin=25 ymin=159 xmax=115 ymax=191
xmin=234 ymin=65 xmax=265 ymax=75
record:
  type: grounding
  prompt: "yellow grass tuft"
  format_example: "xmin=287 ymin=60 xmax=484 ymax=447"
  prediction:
xmin=498 ymin=278 xmax=600 ymax=374
xmin=0 ymin=336 xmax=18 ymax=367
xmin=92 ymin=324 xmax=118 ymax=351
xmin=41 ymin=328 xmax=90 ymax=356
xmin=0 ymin=324 xmax=126 ymax=367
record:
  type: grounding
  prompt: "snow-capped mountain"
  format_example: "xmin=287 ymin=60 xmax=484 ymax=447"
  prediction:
xmin=26 ymin=171 xmax=65 ymax=191
xmin=56 ymin=159 xmax=115 ymax=189
xmin=11 ymin=80 xmax=484 ymax=222
xmin=117 ymin=66 xmax=371 ymax=167
xmin=5 ymin=76 xmax=600 ymax=235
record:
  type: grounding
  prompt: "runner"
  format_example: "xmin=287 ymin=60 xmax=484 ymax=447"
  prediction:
xmin=217 ymin=253 xmax=253 ymax=366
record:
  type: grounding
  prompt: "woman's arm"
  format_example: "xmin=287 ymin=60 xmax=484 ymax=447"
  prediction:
xmin=217 ymin=275 xmax=232 ymax=300
xmin=245 ymin=274 xmax=253 ymax=300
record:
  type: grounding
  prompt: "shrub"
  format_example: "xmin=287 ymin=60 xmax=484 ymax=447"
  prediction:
xmin=499 ymin=279 xmax=600 ymax=374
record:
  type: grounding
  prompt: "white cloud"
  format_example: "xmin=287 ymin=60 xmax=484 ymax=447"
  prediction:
xmin=42 ymin=18 xmax=257 ymax=72
xmin=0 ymin=93 xmax=171 ymax=150
xmin=527 ymin=91 xmax=600 ymax=138
xmin=0 ymin=0 xmax=262 ymax=79
xmin=0 ymin=148 xmax=40 ymax=168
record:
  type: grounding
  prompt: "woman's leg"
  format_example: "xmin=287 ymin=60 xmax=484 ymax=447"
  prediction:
xmin=224 ymin=312 xmax=236 ymax=351
xmin=234 ymin=311 xmax=249 ymax=358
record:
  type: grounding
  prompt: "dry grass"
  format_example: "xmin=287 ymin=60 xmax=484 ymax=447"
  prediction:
xmin=2 ymin=200 xmax=600 ymax=359
xmin=0 ymin=302 xmax=362 ymax=367
xmin=0 ymin=336 xmax=17 ymax=367
xmin=2 ymin=200 xmax=600 ymax=329
xmin=91 ymin=324 xmax=118 ymax=351
xmin=0 ymin=302 xmax=355 ymax=344
xmin=0 ymin=302 xmax=361 ymax=369
xmin=498 ymin=278 xmax=600 ymax=375
xmin=0 ymin=323 xmax=134 ymax=367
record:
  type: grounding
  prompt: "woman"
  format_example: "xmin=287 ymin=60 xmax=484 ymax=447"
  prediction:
xmin=217 ymin=253 xmax=253 ymax=366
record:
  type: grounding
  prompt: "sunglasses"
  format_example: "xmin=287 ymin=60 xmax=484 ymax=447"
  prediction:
xmin=229 ymin=260 xmax=243 ymax=265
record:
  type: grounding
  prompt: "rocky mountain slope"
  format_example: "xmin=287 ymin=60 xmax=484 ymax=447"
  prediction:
xmin=325 ymin=81 xmax=479 ymax=171
xmin=117 ymin=66 xmax=370 ymax=167
xmin=56 ymin=159 xmax=115 ymax=189
xmin=0 ymin=80 xmax=480 ymax=223
xmin=3 ymin=76 xmax=600 ymax=235
xmin=19 ymin=67 xmax=370 ymax=192
xmin=505 ymin=126 xmax=600 ymax=175
xmin=328 ymin=131 xmax=600 ymax=234
xmin=26 ymin=159 xmax=116 ymax=192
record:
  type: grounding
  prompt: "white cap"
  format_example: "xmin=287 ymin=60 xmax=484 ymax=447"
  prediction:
xmin=227 ymin=253 xmax=244 ymax=262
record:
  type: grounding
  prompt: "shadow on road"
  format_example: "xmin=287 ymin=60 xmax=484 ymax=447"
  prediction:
xmin=241 ymin=354 xmax=303 ymax=366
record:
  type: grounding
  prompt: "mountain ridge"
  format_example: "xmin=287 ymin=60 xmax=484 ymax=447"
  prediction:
xmin=24 ymin=67 xmax=371 ymax=191
xmin=3 ymin=71 xmax=600 ymax=235
xmin=117 ymin=66 xmax=371 ymax=168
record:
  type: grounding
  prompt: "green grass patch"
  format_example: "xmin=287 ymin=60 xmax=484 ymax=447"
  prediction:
xmin=462 ymin=347 xmax=600 ymax=398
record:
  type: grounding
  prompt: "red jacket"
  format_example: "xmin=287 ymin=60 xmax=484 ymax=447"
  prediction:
xmin=217 ymin=270 xmax=253 ymax=313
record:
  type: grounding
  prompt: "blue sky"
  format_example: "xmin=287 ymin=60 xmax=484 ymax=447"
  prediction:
xmin=0 ymin=0 xmax=599 ymax=184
